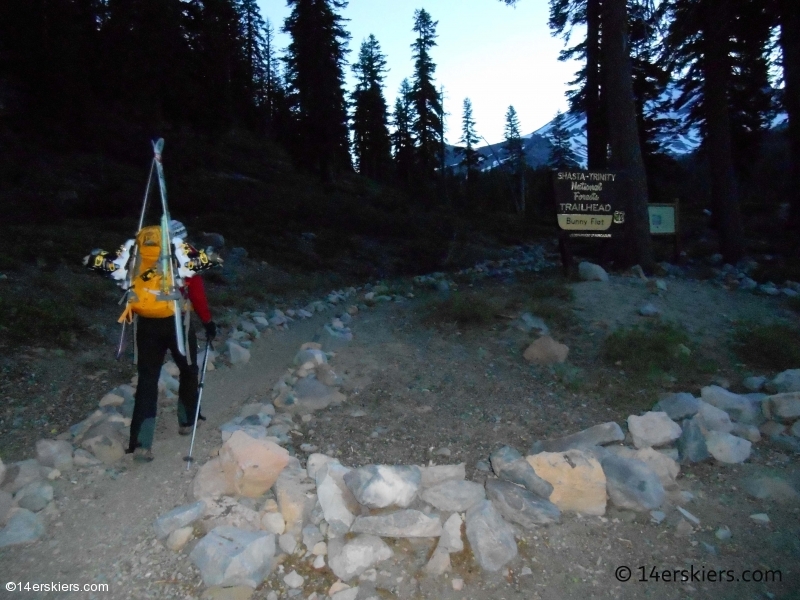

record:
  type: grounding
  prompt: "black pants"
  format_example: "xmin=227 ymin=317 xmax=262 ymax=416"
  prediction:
xmin=128 ymin=316 xmax=198 ymax=452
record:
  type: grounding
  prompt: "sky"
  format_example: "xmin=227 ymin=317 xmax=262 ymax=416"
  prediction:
xmin=256 ymin=0 xmax=581 ymax=146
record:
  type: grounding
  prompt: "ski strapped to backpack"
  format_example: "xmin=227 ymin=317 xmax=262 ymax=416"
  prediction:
xmin=83 ymin=138 xmax=220 ymax=360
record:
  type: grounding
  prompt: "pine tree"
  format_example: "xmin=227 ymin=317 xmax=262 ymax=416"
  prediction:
xmin=392 ymin=79 xmax=416 ymax=186
xmin=457 ymin=98 xmax=480 ymax=180
xmin=547 ymin=111 xmax=578 ymax=169
xmin=504 ymin=105 xmax=527 ymax=213
xmin=235 ymin=0 xmax=267 ymax=126
xmin=602 ymin=0 xmax=654 ymax=270
xmin=410 ymin=8 xmax=444 ymax=185
xmin=351 ymin=35 xmax=392 ymax=180
xmin=283 ymin=0 xmax=352 ymax=178
xmin=258 ymin=19 xmax=284 ymax=131
xmin=660 ymin=0 xmax=773 ymax=263
xmin=778 ymin=0 xmax=800 ymax=232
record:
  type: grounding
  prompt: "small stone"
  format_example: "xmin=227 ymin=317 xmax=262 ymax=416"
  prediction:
xmin=153 ymin=500 xmax=206 ymax=539
xmin=81 ymin=435 xmax=125 ymax=465
xmin=750 ymin=513 xmax=770 ymax=524
xmin=578 ymin=261 xmax=609 ymax=282
xmin=639 ymin=303 xmax=660 ymax=317
xmin=677 ymin=506 xmax=700 ymax=525
xmin=284 ymin=570 xmax=304 ymax=588
xmin=523 ymin=336 xmax=569 ymax=365
xmin=440 ymin=513 xmax=464 ymax=553
xmin=743 ymin=376 xmax=766 ymax=392
xmin=452 ymin=578 xmax=464 ymax=591
xmin=261 ymin=512 xmax=286 ymax=535
xmin=313 ymin=555 xmax=326 ymax=569
xmin=650 ymin=510 xmax=666 ymax=524
xmin=715 ymin=526 xmax=732 ymax=541
xmin=228 ymin=342 xmax=251 ymax=365
xmin=674 ymin=518 xmax=694 ymax=537
xmin=14 ymin=481 xmax=54 ymax=512
xmin=312 ymin=541 xmax=327 ymax=555
xmin=166 ymin=526 xmax=193 ymax=551
xmin=279 ymin=533 xmax=297 ymax=554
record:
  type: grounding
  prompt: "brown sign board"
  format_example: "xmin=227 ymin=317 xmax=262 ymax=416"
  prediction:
xmin=552 ymin=170 xmax=622 ymax=238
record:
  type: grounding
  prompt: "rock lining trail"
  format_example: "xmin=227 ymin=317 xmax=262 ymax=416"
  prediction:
xmin=1 ymin=251 xmax=799 ymax=600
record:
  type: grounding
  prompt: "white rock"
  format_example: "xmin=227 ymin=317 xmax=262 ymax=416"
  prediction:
xmin=627 ymin=412 xmax=682 ymax=448
xmin=750 ymin=513 xmax=770 ymax=524
xmin=350 ymin=509 xmax=443 ymax=538
xmin=705 ymin=431 xmax=752 ymax=464
xmin=189 ymin=526 xmax=275 ymax=588
xmin=465 ymin=500 xmax=517 ymax=572
xmin=153 ymin=500 xmax=206 ymax=539
xmin=343 ymin=465 xmax=421 ymax=509
xmin=419 ymin=480 xmax=485 ymax=512
xmin=284 ymin=570 xmax=304 ymax=588
xmin=279 ymin=533 xmax=297 ymax=554
xmin=697 ymin=400 xmax=734 ymax=433
xmin=418 ymin=463 xmax=466 ymax=488
xmin=440 ymin=513 xmax=464 ymax=553
xmin=313 ymin=555 xmax=326 ymax=569
xmin=261 ymin=512 xmax=286 ymax=535
xmin=166 ymin=527 xmax=193 ymax=552
xmin=227 ymin=341 xmax=251 ymax=365
xmin=578 ymin=261 xmax=609 ymax=282
xmin=316 ymin=462 xmax=359 ymax=534
xmin=35 ymin=440 xmax=74 ymax=472
xmin=328 ymin=535 xmax=393 ymax=581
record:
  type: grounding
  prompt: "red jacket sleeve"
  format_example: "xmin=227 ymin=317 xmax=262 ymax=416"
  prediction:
xmin=186 ymin=276 xmax=212 ymax=323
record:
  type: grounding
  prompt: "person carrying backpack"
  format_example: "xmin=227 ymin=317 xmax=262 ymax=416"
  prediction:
xmin=85 ymin=219 xmax=219 ymax=462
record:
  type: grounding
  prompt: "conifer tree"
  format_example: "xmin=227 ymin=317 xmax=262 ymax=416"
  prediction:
xmin=457 ymin=98 xmax=480 ymax=180
xmin=392 ymin=79 xmax=416 ymax=186
xmin=283 ymin=0 xmax=352 ymax=178
xmin=410 ymin=8 xmax=444 ymax=185
xmin=504 ymin=105 xmax=527 ymax=213
xmin=351 ymin=35 xmax=392 ymax=180
xmin=547 ymin=111 xmax=578 ymax=169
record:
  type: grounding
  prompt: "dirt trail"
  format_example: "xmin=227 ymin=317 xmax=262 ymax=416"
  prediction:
xmin=0 ymin=314 xmax=326 ymax=599
xmin=0 ymin=275 xmax=798 ymax=600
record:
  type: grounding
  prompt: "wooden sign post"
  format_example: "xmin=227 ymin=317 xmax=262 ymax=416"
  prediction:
xmin=552 ymin=170 xmax=623 ymax=276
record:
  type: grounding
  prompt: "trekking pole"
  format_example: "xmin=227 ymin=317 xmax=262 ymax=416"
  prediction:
xmin=184 ymin=339 xmax=212 ymax=469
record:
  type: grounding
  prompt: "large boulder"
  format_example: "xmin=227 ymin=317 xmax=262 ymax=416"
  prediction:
xmin=219 ymin=431 xmax=290 ymax=498
xmin=189 ymin=527 xmax=276 ymax=588
xmin=343 ymin=465 xmax=420 ymax=509
xmin=274 ymin=465 xmax=316 ymax=536
xmin=607 ymin=447 xmax=679 ymax=490
xmin=14 ymin=481 xmax=53 ymax=512
xmin=526 ymin=450 xmax=607 ymax=515
xmin=764 ymin=393 xmax=800 ymax=423
xmin=418 ymin=464 xmax=466 ymax=488
xmin=696 ymin=401 xmax=734 ymax=433
xmin=193 ymin=458 xmax=237 ymax=500
xmin=465 ymin=500 xmax=518 ymax=572
xmin=766 ymin=369 xmax=800 ymax=394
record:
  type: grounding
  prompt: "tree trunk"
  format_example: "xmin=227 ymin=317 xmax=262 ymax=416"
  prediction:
xmin=780 ymin=0 xmax=800 ymax=240
xmin=602 ymin=0 xmax=654 ymax=271
xmin=586 ymin=0 xmax=607 ymax=170
xmin=703 ymin=0 xmax=744 ymax=263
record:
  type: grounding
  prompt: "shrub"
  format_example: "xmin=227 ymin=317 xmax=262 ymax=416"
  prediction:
xmin=732 ymin=321 xmax=800 ymax=372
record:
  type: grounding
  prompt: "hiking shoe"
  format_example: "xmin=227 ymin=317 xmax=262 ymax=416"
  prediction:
xmin=178 ymin=425 xmax=193 ymax=436
xmin=133 ymin=447 xmax=154 ymax=462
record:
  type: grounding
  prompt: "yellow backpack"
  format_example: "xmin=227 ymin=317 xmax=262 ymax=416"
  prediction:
xmin=118 ymin=225 xmax=179 ymax=322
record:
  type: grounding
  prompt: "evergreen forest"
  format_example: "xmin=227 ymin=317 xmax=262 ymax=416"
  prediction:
xmin=0 ymin=0 xmax=798 ymax=275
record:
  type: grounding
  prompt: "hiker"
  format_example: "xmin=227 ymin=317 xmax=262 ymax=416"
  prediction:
xmin=85 ymin=219 xmax=219 ymax=462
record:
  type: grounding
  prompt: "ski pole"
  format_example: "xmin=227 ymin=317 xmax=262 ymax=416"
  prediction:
xmin=184 ymin=339 xmax=212 ymax=469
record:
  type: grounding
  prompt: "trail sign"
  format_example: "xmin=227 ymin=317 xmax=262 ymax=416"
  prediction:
xmin=552 ymin=170 xmax=622 ymax=238
xmin=648 ymin=204 xmax=677 ymax=235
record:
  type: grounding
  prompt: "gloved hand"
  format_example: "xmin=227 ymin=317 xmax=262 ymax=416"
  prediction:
xmin=203 ymin=321 xmax=217 ymax=340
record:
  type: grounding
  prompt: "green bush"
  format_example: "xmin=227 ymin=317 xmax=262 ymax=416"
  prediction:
xmin=732 ymin=321 xmax=800 ymax=372
xmin=0 ymin=296 xmax=85 ymax=347
xmin=423 ymin=291 xmax=495 ymax=327
xmin=601 ymin=322 xmax=694 ymax=376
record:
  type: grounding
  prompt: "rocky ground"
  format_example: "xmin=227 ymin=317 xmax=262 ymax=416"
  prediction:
xmin=1 ymin=246 xmax=799 ymax=600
